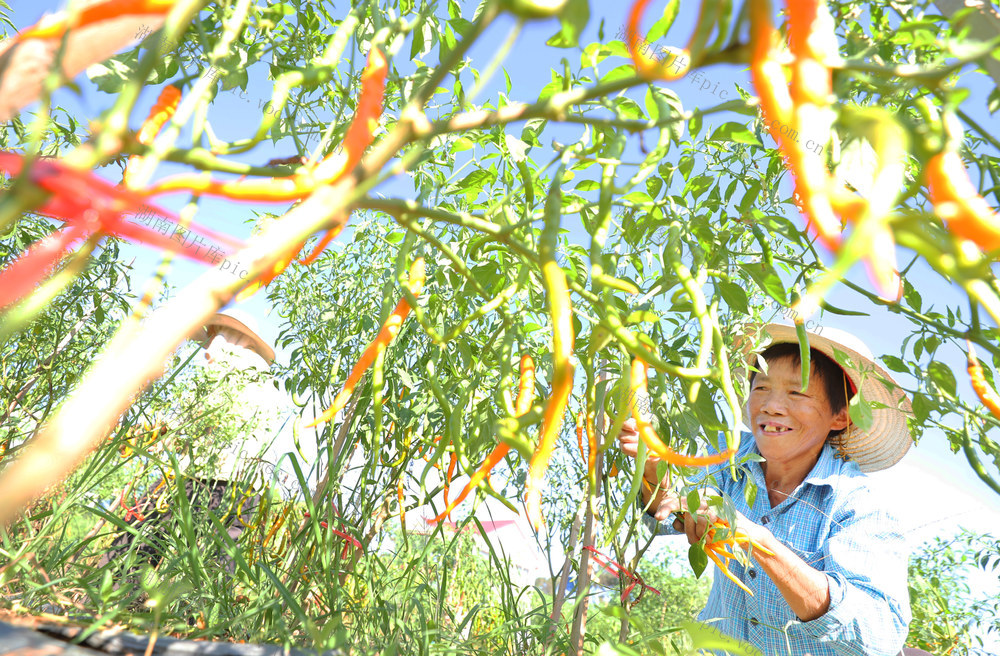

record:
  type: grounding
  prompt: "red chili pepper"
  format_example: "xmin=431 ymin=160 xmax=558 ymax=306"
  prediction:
xmin=123 ymin=85 xmax=182 ymax=188
xmin=118 ymin=486 xmax=146 ymax=522
xmin=14 ymin=0 xmax=177 ymax=43
xmin=0 ymin=152 xmax=243 ymax=308
xmin=309 ymin=257 xmax=426 ymax=427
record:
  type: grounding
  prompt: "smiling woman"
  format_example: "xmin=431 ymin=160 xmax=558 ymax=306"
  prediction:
xmin=625 ymin=322 xmax=915 ymax=656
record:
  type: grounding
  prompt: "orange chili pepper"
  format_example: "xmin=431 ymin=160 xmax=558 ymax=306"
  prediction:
xmin=14 ymin=0 xmax=177 ymax=42
xmin=144 ymin=48 xmax=388 ymax=203
xmin=585 ymin=409 xmax=597 ymax=477
xmin=309 ymin=257 xmax=426 ymax=427
xmin=967 ymin=341 xmax=1000 ymax=420
xmin=626 ymin=0 xmax=717 ymax=81
xmin=630 ymin=358 xmax=734 ymax=467
xmin=526 ymin=262 xmax=575 ymax=529
xmin=123 ymin=85 xmax=181 ymax=188
xmin=429 ymin=355 xmax=535 ymax=523
xmin=927 ymin=151 xmax=1000 ymax=252
xmin=749 ymin=0 xmax=841 ymax=250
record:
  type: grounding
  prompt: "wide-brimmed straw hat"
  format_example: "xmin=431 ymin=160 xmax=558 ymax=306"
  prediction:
xmin=746 ymin=323 xmax=912 ymax=472
xmin=192 ymin=309 xmax=275 ymax=365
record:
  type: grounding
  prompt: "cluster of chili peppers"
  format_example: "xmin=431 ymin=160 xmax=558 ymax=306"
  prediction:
xmin=428 ymin=354 xmax=535 ymax=524
xmin=703 ymin=518 xmax=775 ymax=596
xmin=0 ymin=43 xmax=389 ymax=310
xmin=309 ymin=257 xmax=426 ymax=427
xmin=117 ymin=419 xmax=169 ymax=458
xmin=583 ymin=546 xmax=660 ymax=608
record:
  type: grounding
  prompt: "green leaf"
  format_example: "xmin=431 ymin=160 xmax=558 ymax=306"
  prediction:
xmin=686 ymin=489 xmax=700 ymax=514
xmin=709 ymin=122 xmax=761 ymax=145
xmin=718 ymin=281 xmax=748 ymax=314
xmin=646 ymin=0 xmax=680 ymax=42
xmin=881 ymin=355 xmax=908 ymax=374
xmin=927 ymin=361 xmax=957 ymax=398
xmin=688 ymin=544 xmax=707 ymax=578
xmin=681 ymin=621 xmax=764 ymax=656
xmin=547 ymin=0 xmax=589 ymax=48
xmin=737 ymin=261 xmax=786 ymax=303
xmin=848 ymin=391 xmax=874 ymax=432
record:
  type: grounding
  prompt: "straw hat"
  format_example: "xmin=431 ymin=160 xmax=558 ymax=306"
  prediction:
xmin=747 ymin=323 xmax=913 ymax=472
xmin=192 ymin=309 xmax=275 ymax=365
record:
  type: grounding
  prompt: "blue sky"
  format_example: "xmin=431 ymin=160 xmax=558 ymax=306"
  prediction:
xmin=9 ymin=0 xmax=1000 ymax=575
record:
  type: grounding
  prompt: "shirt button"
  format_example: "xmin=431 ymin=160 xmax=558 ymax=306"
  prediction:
xmin=760 ymin=516 xmax=770 ymax=525
xmin=748 ymin=569 xmax=757 ymax=579
xmin=750 ymin=618 xmax=760 ymax=626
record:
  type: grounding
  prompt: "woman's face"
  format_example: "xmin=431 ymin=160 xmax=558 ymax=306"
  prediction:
xmin=747 ymin=356 xmax=850 ymax=467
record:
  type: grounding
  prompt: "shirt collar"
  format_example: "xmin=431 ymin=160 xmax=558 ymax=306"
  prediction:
xmin=744 ymin=436 xmax=853 ymax=490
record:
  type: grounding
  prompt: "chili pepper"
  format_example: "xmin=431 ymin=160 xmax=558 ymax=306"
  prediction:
xmin=309 ymin=257 xmax=426 ymax=427
xmin=0 ymin=153 xmax=243 ymax=308
xmin=526 ymin=262 xmax=575 ymax=529
xmin=428 ymin=355 xmax=535 ymax=523
xmin=705 ymin=546 xmax=753 ymax=595
xmin=927 ymin=151 xmax=1000 ymax=252
xmin=14 ymin=0 xmax=177 ymax=42
xmin=585 ymin=407 xmax=597 ymax=479
xmin=442 ymin=451 xmax=457 ymax=521
xmin=630 ymin=358 xmax=734 ymax=466
xmin=626 ymin=0 xmax=717 ymax=81
xmin=749 ymin=0 xmax=841 ymax=250
xmin=118 ymin=486 xmax=146 ymax=523
xmin=967 ymin=341 xmax=1000 ymax=420
xmin=398 ymin=479 xmax=406 ymax=527
xmin=143 ymin=48 xmax=388 ymax=203
xmin=123 ymin=85 xmax=181 ymax=188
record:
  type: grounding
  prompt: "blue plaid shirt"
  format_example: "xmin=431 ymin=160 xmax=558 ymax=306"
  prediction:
xmin=643 ymin=432 xmax=911 ymax=656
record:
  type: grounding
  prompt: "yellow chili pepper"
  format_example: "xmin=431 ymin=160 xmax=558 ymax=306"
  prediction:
xmin=526 ymin=262 xmax=575 ymax=529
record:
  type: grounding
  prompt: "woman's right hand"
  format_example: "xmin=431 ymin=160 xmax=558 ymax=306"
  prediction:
xmin=618 ymin=417 xmax=663 ymax=485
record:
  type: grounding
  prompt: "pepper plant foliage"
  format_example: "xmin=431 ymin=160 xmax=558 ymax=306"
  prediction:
xmin=1 ymin=0 xmax=1000 ymax=653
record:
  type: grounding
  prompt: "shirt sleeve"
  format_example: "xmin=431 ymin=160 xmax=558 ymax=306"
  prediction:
xmin=787 ymin=484 xmax=912 ymax=656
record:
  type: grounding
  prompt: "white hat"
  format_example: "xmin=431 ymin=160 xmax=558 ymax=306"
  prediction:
xmin=192 ymin=309 xmax=275 ymax=364
xmin=748 ymin=323 xmax=913 ymax=472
